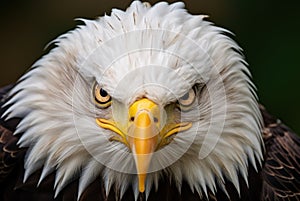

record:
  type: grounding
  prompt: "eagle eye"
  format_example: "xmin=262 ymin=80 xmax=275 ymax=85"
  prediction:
xmin=94 ymin=84 xmax=111 ymax=108
xmin=178 ymin=88 xmax=196 ymax=111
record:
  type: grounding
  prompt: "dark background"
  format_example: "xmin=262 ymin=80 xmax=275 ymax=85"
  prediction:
xmin=0 ymin=0 xmax=299 ymax=133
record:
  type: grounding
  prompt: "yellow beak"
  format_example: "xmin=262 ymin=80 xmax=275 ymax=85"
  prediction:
xmin=96 ymin=98 xmax=192 ymax=193
xmin=127 ymin=98 xmax=160 ymax=193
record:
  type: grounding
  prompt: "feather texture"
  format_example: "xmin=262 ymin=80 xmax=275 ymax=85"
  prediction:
xmin=2 ymin=1 xmax=264 ymax=199
xmin=1 ymin=1 xmax=295 ymax=201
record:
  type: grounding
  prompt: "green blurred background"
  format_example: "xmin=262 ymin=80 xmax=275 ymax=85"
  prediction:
xmin=0 ymin=0 xmax=299 ymax=133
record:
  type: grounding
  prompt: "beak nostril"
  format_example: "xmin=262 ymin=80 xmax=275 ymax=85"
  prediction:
xmin=131 ymin=114 xmax=158 ymax=124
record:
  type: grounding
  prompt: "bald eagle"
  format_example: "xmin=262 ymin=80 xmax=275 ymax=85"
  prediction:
xmin=0 ymin=1 xmax=299 ymax=201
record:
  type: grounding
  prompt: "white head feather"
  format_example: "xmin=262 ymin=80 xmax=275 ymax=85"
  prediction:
xmin=3 ymin=1 xmax=263 ymax=200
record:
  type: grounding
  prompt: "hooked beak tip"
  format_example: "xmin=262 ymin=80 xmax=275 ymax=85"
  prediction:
xmin=138 ymin=174 xmax=146 ymax=193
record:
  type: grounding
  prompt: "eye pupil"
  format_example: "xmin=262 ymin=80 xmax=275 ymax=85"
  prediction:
xmin=100 ymin=88 xmax=108 ymax=97
xmin=181 ymin=93 xmax=189 ymax=100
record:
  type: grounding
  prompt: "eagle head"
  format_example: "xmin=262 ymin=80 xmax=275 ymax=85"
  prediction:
xmin=4 ymin=1 xmax=263 ymax=200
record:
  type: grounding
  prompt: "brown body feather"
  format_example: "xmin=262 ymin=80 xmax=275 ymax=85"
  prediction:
xmin=0 ymin=85 xmax=299 ymax=201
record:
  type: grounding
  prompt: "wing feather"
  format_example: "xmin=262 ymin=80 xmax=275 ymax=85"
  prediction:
xmin=0 ymin=85 xmax=25 ymax=183
xmin=260 ymin=105 xmax=300 ymax=201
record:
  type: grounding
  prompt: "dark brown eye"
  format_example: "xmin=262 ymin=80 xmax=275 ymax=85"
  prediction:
xmin=94 ymin=84 xmax=111 ymax=108
xmin=178 ymin=88 xmax=196 ymax=111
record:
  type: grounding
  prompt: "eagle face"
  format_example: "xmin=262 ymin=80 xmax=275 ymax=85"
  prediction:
xmin=4 ymin=1 xmax=263 ymax=200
